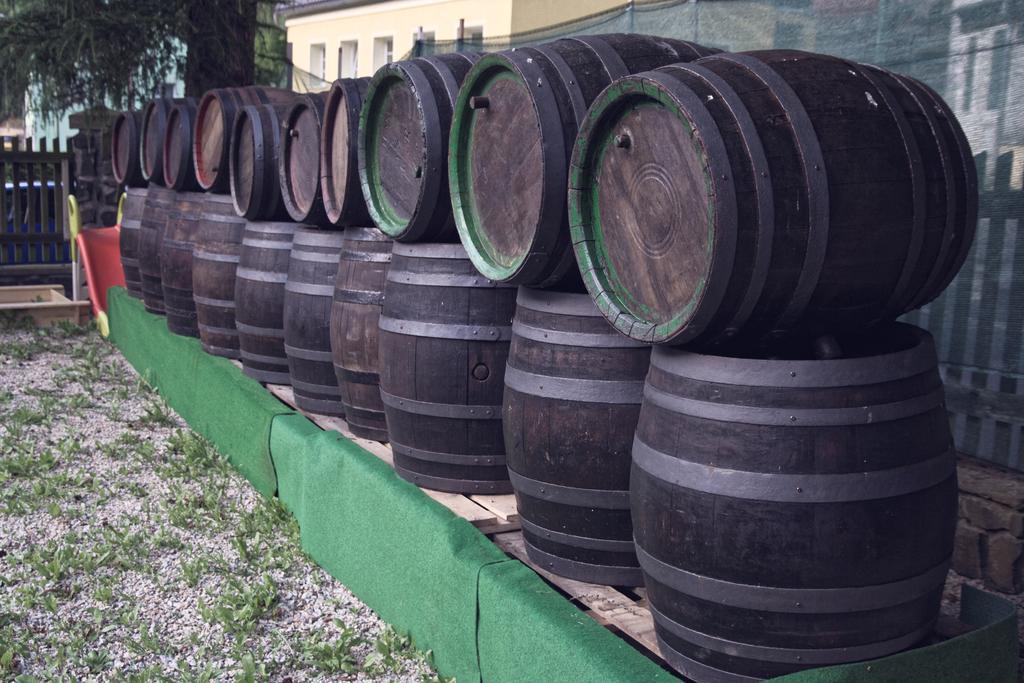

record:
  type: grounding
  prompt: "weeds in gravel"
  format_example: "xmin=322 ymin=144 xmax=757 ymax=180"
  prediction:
xmin=301 ymin=619 xmax=365 ymax=674
xmin=198 ymin=574 xmax=279 ymax=637
xmin=1 ymin=326 xmax=439 ymax=681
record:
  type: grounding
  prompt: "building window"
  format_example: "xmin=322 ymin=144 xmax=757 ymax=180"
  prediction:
xmin=310 ymin=43 xmax=326 ymax=80
xmin=338 ymin=40 xmax=358 ymax=78
xmin=373 ymin=36 xmax=393 ymax=70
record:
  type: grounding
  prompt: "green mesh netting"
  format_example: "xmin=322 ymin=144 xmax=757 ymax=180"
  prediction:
xmin=406 ymin=0 xmax=1023 ymax=472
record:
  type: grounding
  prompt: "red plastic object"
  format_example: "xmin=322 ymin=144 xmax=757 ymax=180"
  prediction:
xmin=76 ymin=226 xmax=125 ymax=316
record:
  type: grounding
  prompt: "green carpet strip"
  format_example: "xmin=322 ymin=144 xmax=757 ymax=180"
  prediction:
xmin=107 ymin=286 xmax=1018 ymax=682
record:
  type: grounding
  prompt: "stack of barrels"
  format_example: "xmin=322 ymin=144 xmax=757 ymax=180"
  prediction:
xmin=360 ymin=53 xmax=522 ymax=493
xmin=450 ymin=44 xmax=973 ymax=682
xmin=110 ymin=34 xmax=977 ymax=683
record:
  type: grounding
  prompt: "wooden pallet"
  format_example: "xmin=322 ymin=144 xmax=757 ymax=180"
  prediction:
xmin=0 ymin=284 xmax=89 ymax=326
xmin=492 ymin=530 xmax=663 ymax=659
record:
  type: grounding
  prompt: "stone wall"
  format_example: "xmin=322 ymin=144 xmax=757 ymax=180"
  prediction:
xmin=953 ymin=457 xmax=1024 ymax=593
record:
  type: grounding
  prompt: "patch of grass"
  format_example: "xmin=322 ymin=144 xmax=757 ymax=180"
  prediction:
xmin=198 ymin=574 xmax=279 ymax=637
xmin=0 ymin=450 xmax=56 ymax=479
xmin=138 ymin=398 xmax=176 ymax=428
xmin=364 ymin=625 xmax=420 ymax=677
xmin=181 ymin=557 xmax=209 ymax=588
xmin=301 ymin=619 xmax=364 ymax=674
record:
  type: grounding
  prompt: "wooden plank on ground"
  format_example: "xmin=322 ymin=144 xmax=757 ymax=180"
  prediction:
xmin=470 ymin=494 xmax=520 ymax=522
xmin=492 ymin=531 xmax=662 ymax=658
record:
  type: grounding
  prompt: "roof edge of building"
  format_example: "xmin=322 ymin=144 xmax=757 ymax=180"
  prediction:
xmin=275 ymin=0 xmax=385 ymax=21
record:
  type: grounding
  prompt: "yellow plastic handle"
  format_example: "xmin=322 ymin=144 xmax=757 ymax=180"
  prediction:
xmin=96 ymin=310 xmax=110 ymax=338
xmin=67 ymin=195 xmax=81 ymax=262
xmin=116 ymin=191 xmax=126 ymax=226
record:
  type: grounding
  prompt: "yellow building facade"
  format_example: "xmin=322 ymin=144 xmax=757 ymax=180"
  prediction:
xmin=279 ymin=0 xmax=623 ymax=91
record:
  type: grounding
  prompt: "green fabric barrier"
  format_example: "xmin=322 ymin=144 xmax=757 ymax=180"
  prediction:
xmin=773 ymin=585 xmax=1019 ymax=683
xmin=269 ymin=417 xmax=509 ymax=683
xmin=477 ymin=559 xmax=676 ymax=682
xmin=107 ymin=287 xmax=292 ymax=497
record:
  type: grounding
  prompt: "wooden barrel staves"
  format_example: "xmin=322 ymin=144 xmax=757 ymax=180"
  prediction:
xmin=193 ymin=86 xmax=295 ymax=193
xmin=235 ymin=221 xmax=302 ymax=384
xmin=358 ymin=53 xmax=480 ymax=242
xmin=162 ymin=99 xmax=200 ymax=191
xmin=284 ymin=228 xmax=347 ymax=415
xmin=138 ymin=185 xmax=175 ymax=314
xmin=378 ymin=243 xmax=516 ymax=493
xmin=504 ymin=288 xmax=651 ymax=585
xmin=140 ymin=97 xmax=180 ymax=186
xmin=280 ymin=93 xmax=330 ymax=226
xmin=568 ymin=50 xmax=977 ymax=349
xmin=230 ymin=103 xmax=290 ymax=220
xmin=330 ymin=227 xmax=392 ymax=441
xmin=193 ymin=195 xmax=248 ymax=358
xmin=160 ymin=192 xmax=204 ymax=336
xmin=320 ymin=77 xmax=371 ymax=227
xmin=450 ymin=34 xmax=718 ymax=287
xmin=119 ymin=186 xmax=148 ymax=298
xmin=111 ymin=111 xmax=146 ymax=187
xmin=632 ymin=323 xmax=956 ymax=681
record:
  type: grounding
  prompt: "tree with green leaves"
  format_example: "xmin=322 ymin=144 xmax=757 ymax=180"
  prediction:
xmin=0 ymin=0 xmax=287 ymax=121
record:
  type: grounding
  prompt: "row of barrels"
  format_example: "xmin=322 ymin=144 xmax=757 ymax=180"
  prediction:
xmin=122 ymin=187 xmax=956 ymax=680
xmin=113 ymin=40 xmax=976 ymax=353
xmin=110 ymin=33 xmax=969 ymax=683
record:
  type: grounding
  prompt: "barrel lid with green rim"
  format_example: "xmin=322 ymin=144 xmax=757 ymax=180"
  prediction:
xmin=450 ymin=52 xmax=561 ymax=284
xmin=568 ymin=73 xmax=737 ymax=345
xmin=358 ymin=64 xmax=428 ymax=238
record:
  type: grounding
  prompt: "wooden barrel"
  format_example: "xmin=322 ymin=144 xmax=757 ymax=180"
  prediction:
xmin=235 ymin=220 xmax=301 ymax=383
xmin=193 ymin=195 xmax=248 ymax=358
xmin=119 ymin=186 xmax=148 ymax=298
xmin=320 ymin=77 xmax=371 ymax=227
xmin=504 ymin=288 xmax=651 ymax=585
xmin=230 ymin=103 xmax=290 ymax=220
xmin=280 ymin=93 xmax=330 ymax=225
xmin=632 ymin=323 xmax=956 ymax=681
xmin=160 ymin=192 xmax=204 ymax=336
xmin=451 ymin=34 xmax=717 ymax=287
xmin=330 ymin=227 xmax=392 ymax=441
xmin=193 ymin=86 xmax=295 ymax=193
xmin=568 ymin=50 xmax=978 ymax=349
xmin=162 ymin=99 xmax=200 ymax=191
xmin=358 ymin=53 xmax=480 ymax=243
xmin=284 ymin=228 xmax=347 ymax=415
xmin=138 ymin=185 xmax=175 ymax=313
xmin=111 ymin=111 xmax=146 ymax=187
xmin=140 ymin=97 xmax=179 ymax=186
xmin=870 ymin=70 xmax=978 ymax=307
xmin=379 ymin=243 xmax=516 ymax=493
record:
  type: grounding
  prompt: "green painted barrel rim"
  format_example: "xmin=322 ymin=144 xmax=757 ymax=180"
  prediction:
xmin=568 ymin=77 xmax=716 ymax=345
xmin=358 ymin=65 xmax=416 ymax=238
xmin=449 ymin=53 xmax=529 ymax=282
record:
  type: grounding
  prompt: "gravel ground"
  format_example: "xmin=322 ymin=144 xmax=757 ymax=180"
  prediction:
xmin=0 ymin=319 xmax=442 ymax=682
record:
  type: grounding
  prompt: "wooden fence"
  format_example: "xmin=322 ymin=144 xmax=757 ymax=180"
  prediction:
xmin=0 ymin=136 xmax=73 ymax=286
